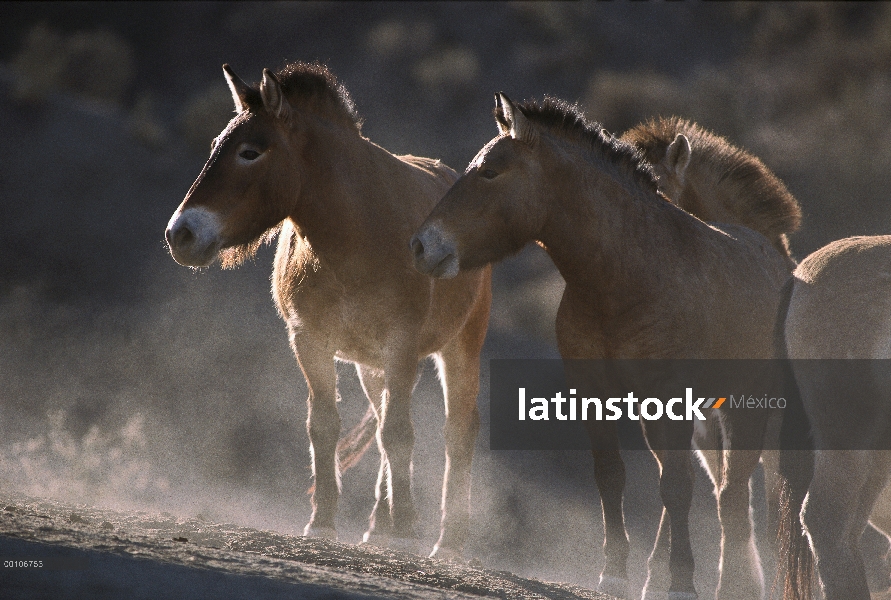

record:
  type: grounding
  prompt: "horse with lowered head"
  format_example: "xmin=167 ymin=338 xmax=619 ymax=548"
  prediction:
xmin=622 ymin=116 xmax=805 ymax=586
xmin=412 ymin=95 xmax=790 ymax=600
xmin=165 ymin=62 xmax=491 ymax=559
xmin=620 ymin=116 xmax=801 ymax=271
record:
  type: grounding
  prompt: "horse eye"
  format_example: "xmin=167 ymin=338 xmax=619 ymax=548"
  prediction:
xmin=480 ymin=168 xmax=498 ymax=179
xmin=239 ymin=149 xmax=261 ymax=161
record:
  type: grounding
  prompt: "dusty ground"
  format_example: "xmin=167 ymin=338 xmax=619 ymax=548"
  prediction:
xmin=0 ymin=493 xmax=614 ymax=600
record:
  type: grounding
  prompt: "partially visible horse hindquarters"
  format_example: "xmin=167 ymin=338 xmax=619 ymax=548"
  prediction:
xmin=166 ymin=61 xmax=492 ymax=560
xmin=777 ymin=236 xmax=891 ymax=600
xmin=413 ymin=93 xmax=791 ymax=600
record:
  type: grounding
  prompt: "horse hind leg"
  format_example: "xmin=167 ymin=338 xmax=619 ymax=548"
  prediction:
xmin=658 ymin=448 xmax=698 ymax=600
xmin=376 ymin=349 xmax=422 ymax=552
xmin=865 ymin=452 xmax=891 ymax=596
xmin=355 ymin=365 xmax=393 ymax=545
xmin=803 ymin=450 xmax=883 ymax=600
xmin=641 ymin=505 xmax=672 ymax=600
xmin=869 ymin=463 xmax=891 ymax=585
xmin=643 ymin=440 xmax=725 ymax=600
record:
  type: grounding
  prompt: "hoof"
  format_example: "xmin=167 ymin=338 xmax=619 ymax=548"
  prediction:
xmin=361 ymin=531 xmax=421 ymax=555
xmin=303 ymin=524 xmax=337 ymax=540
xmin=429 ymin=544 xmax=464 ymax=563
xmin=641 ymin=588 xmax=666 ymax=600
xmin=598 ymin=575 xmax=629 ymax=599
xmin=361 ymin=530 xmax=389 ymax=548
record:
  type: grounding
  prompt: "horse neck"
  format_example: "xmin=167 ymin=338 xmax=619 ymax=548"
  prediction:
xmin=288 ymin=122 xmax=393 ymax=263
xmin=538 ymin=146 xmax=692 ymax=309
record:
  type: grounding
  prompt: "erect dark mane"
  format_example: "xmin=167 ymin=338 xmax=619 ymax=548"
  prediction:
xmin=243 ymin=61 xmax=363 ymax=132
xmin=622 ymin=116 xmax=802 ymax=238
xmin=496 ymin=97 xmax=660 ymax=196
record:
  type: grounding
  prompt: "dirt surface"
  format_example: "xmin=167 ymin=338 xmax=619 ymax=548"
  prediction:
xmin=0 ymin=493 xmax=614 ymax=600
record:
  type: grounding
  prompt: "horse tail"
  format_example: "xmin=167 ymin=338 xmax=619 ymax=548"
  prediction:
xmin=773 ymin=276 xmax=815 ymax=600
xmin=307 ymin=405 xmax=378 ymax=495
xmin=337 ymin=404 xmax=378 ymax=471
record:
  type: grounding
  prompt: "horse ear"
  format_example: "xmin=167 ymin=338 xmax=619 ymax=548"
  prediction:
xmin=260 ymin=68 xmax=290 ymax=121
xmin=223 ymin=64 xmax=251 ymax=114
xmin=666 ymin=133 xmax=692 ymax=177
xmin=496 ymin=92 xmax=536 ymax=145
xmin=494 ymin=93 xmax=511 ymax=134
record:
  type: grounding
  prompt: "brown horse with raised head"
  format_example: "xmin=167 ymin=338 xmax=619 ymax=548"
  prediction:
xmin=412 ymin=95 xmax=789 ymax=600
xmin=778 ymin=236 xmax=891 ymax=600
xmin=165 ymin=62 xmax=491 ymax=558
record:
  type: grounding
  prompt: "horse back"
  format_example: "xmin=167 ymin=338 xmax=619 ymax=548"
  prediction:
xmin=787 ymin=235 xmax=891 ymax=359
xmin=557 ymin=220 xmax=787 ymax=361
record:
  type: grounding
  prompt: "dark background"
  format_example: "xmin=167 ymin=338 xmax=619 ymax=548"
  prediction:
xmin=2 ymin=2 xmax=891 ymax=596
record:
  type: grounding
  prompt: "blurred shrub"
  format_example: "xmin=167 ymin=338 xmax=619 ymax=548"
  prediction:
xmin=366 ymin=19 xmax=435 ymax=59
xmin=9 ymin=24 xmax=67 ymax=103
xmin=508 ymin=1 xmax=576 ymax=39
xmin=586 ymin=70 xmax=690 ymax=134
xmin=128 ymin=93 xmax=169 ymax=149
xmin=585 ymin=3 xmax=891 ymax=172
xmin=178 ymin=83 xmax=235 ymax=154
xmin=413 ymin=47 xmax=480 ymax=91
xmin=582 ymin=3 xmax=891 ymax=254
xmin=10 ymin=23 xmax=134 ymax=106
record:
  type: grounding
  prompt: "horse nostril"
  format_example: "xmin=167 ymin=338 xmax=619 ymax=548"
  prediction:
xmin=411 ymin=236 xmax=424 ymax=259
xmin=168 ymin=223 xmax=195 ymax=249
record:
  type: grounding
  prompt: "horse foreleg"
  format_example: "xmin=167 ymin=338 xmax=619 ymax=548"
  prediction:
xmin=588 ymin=422 xmax=630 ymax=599
xmin=651 ymin=441 xmax=697 ymax=600
xmin=867 ymin=472 xmax=891 ymax=597
xmin=293 ymin=337 xmax=341 ymax=539
xmin=715 ymin=449 xmax=764 ymax=600
xmin=642 ymin=505 xmax=672 ymax=600
xmin=378 ymin=351 xmax=420 ymax=546
xmin=430 ymin=309 xmax=485 ymax=559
